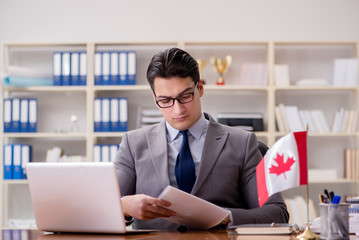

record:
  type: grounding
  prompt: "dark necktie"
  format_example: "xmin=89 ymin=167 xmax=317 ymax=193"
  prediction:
xmin=175 ymin=130 xmax=196 ymax=193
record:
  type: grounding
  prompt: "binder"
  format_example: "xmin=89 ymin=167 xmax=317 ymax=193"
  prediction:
xmin=11 ymin=230 xmax=21 ymax=240
xmin=12 ymin=98 xmax=20 ymax=132
xmin=21 ymin=144 xmax=31 ymax=179
xmin=102 ymin=52 xmax=110 ymax=85
xmin=3 ymin=98 xmax=12 ymax=133
xmin=28 ymin=98 xmax=37 ymax=132
xmin=93 ymin=144 xmax=101 ymax=162
xmin=20 ymin=98 xmax=29 ymax=132
xmin=53 ymin=52 xmax=62 ymax=86
xmin=94 ymin=52 xmax=102 ymax=85
xmin=127 ymin=51 xmax=136 ymax=85
xmin=110 ymin=144 xmax=119 ymax=162
xmin=110 ymin=52 xmax=119 ymax=85
xmin=79 ymin=52 xmax=87 ymax=86
xmin=3 ymin=144 xmax=13 ymax=179
xmin=94 ymin=98 xmax=101 ymax=132
xmin=119 ymin=52 xmax=127 ymax=85
xmin=101 ymin=98 xmax=110 ymax=132
xmin=101 ymin=145 xmax=110 ymax=162
xmin=70 ymin=52 xmax=80 ymax=85
xmin=119 ymin=98 xmax=128 ymax=131
xmin=12 ymin=144 xmax=22 ymax=179
xmin=2 ymin=229 xmax=12 ymax=240
xmin=62 ymin=52 xmax=71 ymax=86
xmin=110 ymin=98 xmax=119 ymax=131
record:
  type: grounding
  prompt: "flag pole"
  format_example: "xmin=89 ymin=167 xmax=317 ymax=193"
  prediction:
xmin=296 ymin=128 xmax=319 ymax=240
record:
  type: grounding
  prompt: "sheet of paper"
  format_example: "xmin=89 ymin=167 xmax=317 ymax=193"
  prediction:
xmin=158 ymin=185 xmax=230 ymax=229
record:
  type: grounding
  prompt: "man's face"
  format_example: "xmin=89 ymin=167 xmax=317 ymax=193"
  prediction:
xmin=153 ymin=76 xmax=204 ymax=131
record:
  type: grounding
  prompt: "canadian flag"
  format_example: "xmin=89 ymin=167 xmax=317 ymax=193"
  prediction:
xmin=256 ymin=131 xmax=308 ymax=207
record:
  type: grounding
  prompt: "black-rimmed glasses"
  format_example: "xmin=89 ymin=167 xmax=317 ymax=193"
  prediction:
xmin=154 ymin=82 xmax=198 ymax=108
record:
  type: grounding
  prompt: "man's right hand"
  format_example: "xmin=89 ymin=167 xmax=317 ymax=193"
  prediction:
xmin=121 ymin=194 xmax=176 ymax=220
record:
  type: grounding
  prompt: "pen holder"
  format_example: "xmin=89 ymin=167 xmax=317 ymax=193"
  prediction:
xmin=320 ymin=203 xmax=349 ymax=240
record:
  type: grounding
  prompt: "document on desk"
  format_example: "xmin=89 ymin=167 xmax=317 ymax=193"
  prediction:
xmin=158 ymin=185 xmax=230 ymax=229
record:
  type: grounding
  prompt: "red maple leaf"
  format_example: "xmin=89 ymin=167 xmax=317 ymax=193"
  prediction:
xmin=268 ymin=153 xmax=296 ymax=180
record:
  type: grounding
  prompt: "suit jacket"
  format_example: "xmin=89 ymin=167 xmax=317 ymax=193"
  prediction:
xmin=114 ymin=113 xmax=289 ymax=230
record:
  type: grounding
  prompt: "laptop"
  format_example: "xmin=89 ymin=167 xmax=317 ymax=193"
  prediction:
xmin=27 ymin=162 xmax=154 ymax=234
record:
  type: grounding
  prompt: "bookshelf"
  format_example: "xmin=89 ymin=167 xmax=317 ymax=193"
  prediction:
xmin=1 ymin=41 xmax=359 ymax=229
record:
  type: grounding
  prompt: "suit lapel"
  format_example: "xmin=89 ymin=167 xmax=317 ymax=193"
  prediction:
xmin=146 ymin=121 xmax=171 ymax=189
xmin=192 ymin=116 xmax=229 ymax=195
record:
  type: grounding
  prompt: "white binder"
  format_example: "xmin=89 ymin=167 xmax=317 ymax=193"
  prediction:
xmin=12 ymin=98 xmax=20 ymax=132
xmin=119 ymin=52 xmax=127 ymax=85
xmin=62 ymin=52 xmax=71 ymax=85
xmin=102 ymin=52 xmax=110 ymax=85
xmin=20 ymin=98 xmax=29 ymax=132
xmin=3 ymin=98 xmax=12 ymax=132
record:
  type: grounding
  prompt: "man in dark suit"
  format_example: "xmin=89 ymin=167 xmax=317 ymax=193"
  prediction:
xmin=114 ymin=48 xmax=289 ymax=230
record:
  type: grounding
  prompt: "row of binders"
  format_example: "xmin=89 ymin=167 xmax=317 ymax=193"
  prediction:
xmin=94 ymin=98 xmax=128 ymax=132
xmin=3 ymin=98 xmax=38 ymax=133
xmin=53 ymin=52 xmax=87 ymax=86
xmin=93 ymin=144 xmax=119 ymax=162
xmin=95 ymin=51 xmax=136 ymax=85
xmin=3 ymin=144 xmax=32 ymax=180
xmin=2 ymin=230 xmax=30 ymax=240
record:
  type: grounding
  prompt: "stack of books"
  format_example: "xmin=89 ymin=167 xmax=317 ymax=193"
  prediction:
xmin=344 ymin=149 xmax=359 ymax=181
xmin=138 ymin=108 xmax=163 ymax=128
xmin=275 ymin=104 xmax=329 ymax=133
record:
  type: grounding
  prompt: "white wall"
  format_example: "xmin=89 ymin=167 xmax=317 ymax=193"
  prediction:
xmin=0 ymin=0 xmax=359 ymax=45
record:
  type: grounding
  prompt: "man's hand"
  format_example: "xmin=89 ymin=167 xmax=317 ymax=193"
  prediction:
xmin=121 ymin=194 xmax=176 ymax=220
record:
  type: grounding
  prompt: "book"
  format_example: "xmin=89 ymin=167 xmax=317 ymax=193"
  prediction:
xmin=229 ymin=223 xmax=297 ymax=235
xmin=158 ymin=185 xmax=230 ymax=230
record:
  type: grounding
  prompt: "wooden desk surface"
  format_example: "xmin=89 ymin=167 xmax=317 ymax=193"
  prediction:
xmin=3 ymin=229 xmax=358 ymax=240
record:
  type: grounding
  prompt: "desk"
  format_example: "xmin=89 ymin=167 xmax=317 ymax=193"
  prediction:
xmin=2 ymin=230 xmax=358 ymax=240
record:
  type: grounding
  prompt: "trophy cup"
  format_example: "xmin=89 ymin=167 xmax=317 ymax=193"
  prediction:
xmin=210 ymin=55 xmax=232 ymax=85
xmin=196 ymin=59 xmax=207 ymax=84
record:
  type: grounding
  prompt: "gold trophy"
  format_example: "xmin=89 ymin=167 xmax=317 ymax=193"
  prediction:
xmin=210 ymin=55 xmax=232 ymax=85
xmin=196 ymin=59 xmax=207 ymax=84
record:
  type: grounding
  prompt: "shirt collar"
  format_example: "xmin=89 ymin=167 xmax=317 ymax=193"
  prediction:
xmin=166 ymin=113 xmax=208 ymax=142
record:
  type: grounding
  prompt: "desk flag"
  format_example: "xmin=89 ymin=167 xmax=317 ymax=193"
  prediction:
xmin=256 ymin=131 xmax=308 ymax=207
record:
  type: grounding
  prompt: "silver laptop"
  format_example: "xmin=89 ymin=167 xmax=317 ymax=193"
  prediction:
xmin=27 ymin=162 xmax=152 ymax=234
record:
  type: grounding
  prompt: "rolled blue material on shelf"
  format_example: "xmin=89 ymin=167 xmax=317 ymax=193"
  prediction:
xmin=4 ymin=75 xmax=53 ymax=87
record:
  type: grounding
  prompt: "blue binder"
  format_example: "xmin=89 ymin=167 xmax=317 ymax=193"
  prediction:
xmin=3 ymin=144 xmax=13 ymax=180
xmin=110 ymin=98 xmax=119 ymax=131
xmin=28 ymin=98 xmax=38 ymax=132
xmin=20 ymin=98 xmax=29 ymax=132
xmin=12 ymin=144 xmax=22 ymax=179
xmin=110 ymin=52 xmax=119 ymax=85
xmin=53 ymin=52 xmax=62 ymax=86
xmin=79 ymin=52 xmax=87 ymax=86
xmin=119 ymin=52 xmax=128 ymax=85
xmin=94 ymin=52 xmax=102 ymax=85
xmin=94 ymin=98 xmax=102 ymax=132
xmin=62 ymin=52 xmax=71 ymax=86
xmin=101 ymin=98 xmax=110 ymax=132
xmin=119 ymin=98 xmax=128 ymax=132
xmin=11 ymin=98 xmax=20 ymax=132
xmin=101 ymin=52 xmax=110 ymax=85
xmin=127 ymin=51 xmax=136 ymax=85
xmin=70 ymin=52 xmax=80 ymax=86
xmin=21 ymin=144 xmax=31 ymax=179
xmin=3 ymin=98 xmax=12 ymax=133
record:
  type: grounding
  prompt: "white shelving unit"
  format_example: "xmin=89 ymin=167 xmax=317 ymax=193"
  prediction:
xmin=1 ymin=41 xmax=359 ymax=229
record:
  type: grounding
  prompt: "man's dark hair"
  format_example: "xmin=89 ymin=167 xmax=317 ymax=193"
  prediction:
xmin=146 ymin=48 xmax=200 ymax=92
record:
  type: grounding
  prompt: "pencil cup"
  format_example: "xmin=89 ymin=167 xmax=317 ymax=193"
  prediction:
xmin=320 ymin=203 xmax=349 ymax=240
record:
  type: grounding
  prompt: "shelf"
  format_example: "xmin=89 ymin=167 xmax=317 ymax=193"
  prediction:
xmin=2 ymin=132 xmax=87 ymax=139
xmin=274 ymin=132 xmax=358 ymax=138
xmin=94 ymin=85 xmax=150 ymax=91
xmin=2 ymin=86 xmax=88 ymax=92
xmin=274 ymin=86 xmax=358 ymax=91
xmin=204 ymin=85 xmax=268 ymax=91
xmin=2 ymin=180 xmax=28 ymax=185
xmin=93 ymin=132 xmax=125 ymax=138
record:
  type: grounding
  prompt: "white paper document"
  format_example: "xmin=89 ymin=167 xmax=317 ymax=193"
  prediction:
xmin=158 ymin=186 xmax=230 ymax=229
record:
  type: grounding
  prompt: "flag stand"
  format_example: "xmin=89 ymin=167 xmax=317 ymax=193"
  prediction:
xmin=296 ymin=184 xmax=319 ymax=240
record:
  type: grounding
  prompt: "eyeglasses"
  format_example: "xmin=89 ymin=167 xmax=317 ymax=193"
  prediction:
xmin=154 ymin=82 xmax=198 ymax=108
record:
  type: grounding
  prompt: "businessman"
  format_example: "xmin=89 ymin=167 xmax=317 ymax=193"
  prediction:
xmin=114 ymin=47 xmax=289 ymax=230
